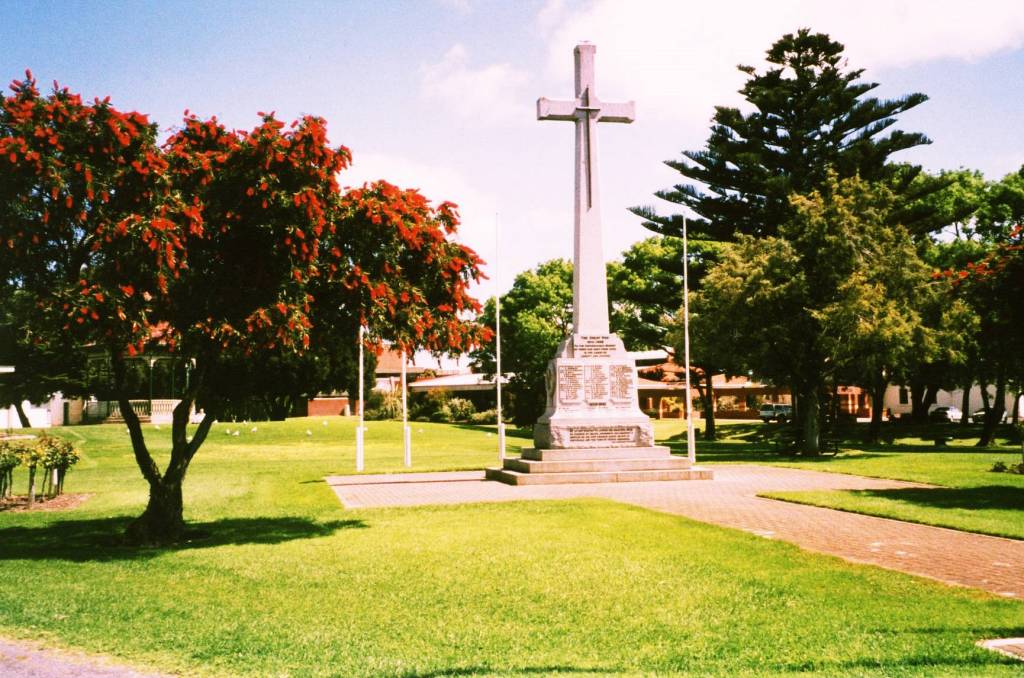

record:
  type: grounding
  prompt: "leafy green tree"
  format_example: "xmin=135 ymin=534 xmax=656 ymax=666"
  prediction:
xmin=631 ymin=29 xmax=930 ymax=243
xmin=607 ymin=236 xmax=729 ymax=438
xmin=665 ymin=289 xmax=738 ymax=441
xmin=471 ymin=259 xmax=573 ymax=425
xmin=697 ymin=174 xmax=929 ymax=452
xmin=607 ymin=236 xmax=684 ymax=349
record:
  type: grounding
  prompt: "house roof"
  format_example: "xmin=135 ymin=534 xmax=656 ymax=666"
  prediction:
xmin=375 ymin=349 xmax=425 ymax=376
xmin=408 ymin=373 xmax=509 ymax=392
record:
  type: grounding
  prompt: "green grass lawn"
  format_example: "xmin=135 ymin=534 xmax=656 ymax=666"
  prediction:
xmin=658 ymin=418 xmax=1024 ymax=540
xmin=0 ymin=417 xmax=1021 ymax=676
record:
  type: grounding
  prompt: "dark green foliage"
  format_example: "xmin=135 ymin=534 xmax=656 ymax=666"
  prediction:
xmin=631 ymin=29 xmax=930 ymax=243
xmin=471 ymin=259 xmax=574 ymax=425
xmin=608 ymin=235 xmax=722 ymax=351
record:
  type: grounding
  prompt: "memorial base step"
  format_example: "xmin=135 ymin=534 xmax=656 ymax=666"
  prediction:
xmin=521 ymin=446 xmax=672 ymax=461
xmin=503 ymin=456 xmax=691 ymax=474
xmin=485 ymin=466 xmax=713 ymax=485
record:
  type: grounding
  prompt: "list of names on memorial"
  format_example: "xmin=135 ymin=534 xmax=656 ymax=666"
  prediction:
xmin=609 ymin=364 xmax=634 ymax=405
xmin=584 ymin=364 xmax=609 ymax=404
xmin=557 ymin=364 xmax=584 ymax=404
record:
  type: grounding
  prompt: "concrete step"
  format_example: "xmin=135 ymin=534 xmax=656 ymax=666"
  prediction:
xmin=486 ymin=467 xmax=713 ymax=486
xmin=521 ymin=446 xmax=672 ymax=462
xmin=503 ymin=456 xmax=692 ymax=474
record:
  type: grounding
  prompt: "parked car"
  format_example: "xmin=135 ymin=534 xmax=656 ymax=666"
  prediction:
xmin=971 ymin=408 xmax=1008 ymax=424
xmin=928 ymin=405 xmax=963 ymax=423
xmin=759 ymin=403 xmax=793 ymax=423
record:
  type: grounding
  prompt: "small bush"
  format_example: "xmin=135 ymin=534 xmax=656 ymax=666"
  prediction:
xmin=991 ymin=460 xmax=1008 ymax=473
xmin=441 ymin=398 xmax=475 ymax=423
xmin=36 ymin=434 xmax=80 ymax=497
xmin=409 ymin=390 xmax=450 ymax=420
xmin=414 ymin=415 xmax=431 ymax=423
xmin=470 ymin=409 xmax=497 ymax=425
xmin=0 ymin=440 xmax=26 ymax=499
xmin=365 ymin=391 xmax=403 ymax=420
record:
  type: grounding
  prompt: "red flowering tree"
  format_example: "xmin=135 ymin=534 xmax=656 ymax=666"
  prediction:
xmin=944 ymin=225 xmax=1024 ymax=444
xmin=1 ymin=74 xmax=487 ymax=542
xmin=0 ymin=71 xmax=171 ymax=427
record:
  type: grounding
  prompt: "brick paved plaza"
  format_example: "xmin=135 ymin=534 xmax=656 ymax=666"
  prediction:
xmin=327 ymin=465 xmax=1024 ymax=600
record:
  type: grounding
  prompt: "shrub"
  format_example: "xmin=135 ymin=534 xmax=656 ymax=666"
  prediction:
xmin=365 ymin=390 xmax=403 ymax=420
xmin=991 ymin=460 xmax=1008 ymax=473
xmin=36 ymin=434 xmax=80 ymax=497
xmin=409 ymin=390 xmax=450 ymax=420
xmin=0 ymin=440 xmax=25 ymax=499
xmin=441 ymin=398 xmax=475 ymax=422
xmin=16 ymin=441 xmax=46 ymax=506
xmin=470 ymin=409 xmax=498 ymax=425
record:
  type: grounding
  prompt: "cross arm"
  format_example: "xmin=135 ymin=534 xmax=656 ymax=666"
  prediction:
xmin=537 ymin=97 xmax=578 ymax=121
xmin=597 ymin=100 xmax=635 ymax=124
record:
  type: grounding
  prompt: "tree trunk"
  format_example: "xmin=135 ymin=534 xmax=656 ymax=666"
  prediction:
xmin=1012 ymin=391 xmax=1020 ymax=424
xmin=910 ymin=380 xmax=929 ymax=423
xmin=13 ymin=401 xmax=30 ymax=428
xmin=800 ymin=387 xmax=820 ymax=455
xmin=27 ymin=465 xmax=36 ymax=505
xmin=702 ymin=369 xmax=716 ymax=441
xmin=126 ymin=477 xmax=185 ymax=543
xmin=978 ymin=372 xmax=1006 ymax=447
xmin=979 ymin=380 xmax=991 ymax=414
xmin=960 ymin=382 xmax=972 ymax=429
xmin=867 ymin=372 xmax=886 ymax=444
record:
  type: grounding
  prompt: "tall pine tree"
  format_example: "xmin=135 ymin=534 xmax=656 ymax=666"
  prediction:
xmin=631 ymin=29 xmax=930 ymax=241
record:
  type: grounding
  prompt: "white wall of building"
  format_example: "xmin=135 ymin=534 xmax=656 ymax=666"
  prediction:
xmin=884 ymin=384 xmax=1021 ymax=418
xmin=1 ymin=399 xmax=57 ymax=429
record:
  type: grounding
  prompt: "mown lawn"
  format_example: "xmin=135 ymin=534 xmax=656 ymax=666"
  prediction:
xmin=659 ymin=418 xmax=1024 ymax=540
xmin=0 ymin=418 xmax=1021 ymax=677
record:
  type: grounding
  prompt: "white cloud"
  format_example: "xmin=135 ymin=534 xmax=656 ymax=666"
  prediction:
xmin=420 ymin=44 xmax=533 ymax=125
xmin=540 ymin=0 xmax=1024 ymax=125
xmin=435 ymin=0 xmax=473 ymax=12
xmin=342 ymin=150 xmax=570 ymax=300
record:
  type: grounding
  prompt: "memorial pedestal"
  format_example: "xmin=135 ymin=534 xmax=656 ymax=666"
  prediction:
xmin=487 ymin=334 xmax=712 ymax=485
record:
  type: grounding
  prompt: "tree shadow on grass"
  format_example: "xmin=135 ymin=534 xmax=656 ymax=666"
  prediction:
xmin=849 ymin=485 xmax=1024 ymax=513
xmin=0 ymin=516 xmax=366 ymax=562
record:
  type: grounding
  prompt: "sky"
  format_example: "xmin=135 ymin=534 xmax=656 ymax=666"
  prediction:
xmin=3 ymin=0 xmax=1024 ymax=308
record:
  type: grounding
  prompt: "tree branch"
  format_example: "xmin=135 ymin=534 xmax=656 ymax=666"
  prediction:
xmin=111 ymin=350 xmax=161 ymax=485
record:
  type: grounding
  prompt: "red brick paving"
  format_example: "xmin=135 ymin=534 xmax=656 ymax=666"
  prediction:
xmin=326 ymin=465 xmax=1024 ymax=599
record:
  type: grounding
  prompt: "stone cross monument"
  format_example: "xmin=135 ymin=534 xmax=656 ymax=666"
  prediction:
xmin=487 ymin=43 xmax=711 ymax=485
xmin=536 ymin=43 xmax=634 ymax=338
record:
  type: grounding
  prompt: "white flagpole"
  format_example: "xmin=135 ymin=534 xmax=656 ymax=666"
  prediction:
xmin=683 ymin=215 xmax=696 ymax=464
xmin=356 ymin=324 xmax=365 ymax=472
xmin=401 ymin=349 xmax=411 ymax=467
xmin=495 ymin=212 xmax=506 ymax=461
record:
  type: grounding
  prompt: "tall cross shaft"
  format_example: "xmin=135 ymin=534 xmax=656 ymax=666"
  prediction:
xmin=538 ymin=43 xmax=634 ymax=336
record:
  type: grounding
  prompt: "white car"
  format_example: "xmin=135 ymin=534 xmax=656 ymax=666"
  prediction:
xmin=928 ymin=405 xmax=963 ymax=423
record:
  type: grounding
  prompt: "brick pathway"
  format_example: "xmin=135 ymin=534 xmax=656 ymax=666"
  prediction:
xmin=327 ymin=465 xmax=1024 ymax=599
xmin=0 ymin=638 xmax=170 ymax=678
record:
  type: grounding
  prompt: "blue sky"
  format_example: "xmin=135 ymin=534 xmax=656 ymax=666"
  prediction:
xmin=4 ymin=0 xmax=1024 ymax=303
